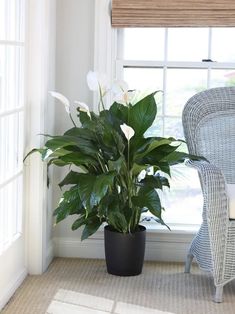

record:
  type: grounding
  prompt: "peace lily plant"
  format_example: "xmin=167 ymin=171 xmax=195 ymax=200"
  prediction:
xmin=26 ymin=71 xmax=194 ymax=241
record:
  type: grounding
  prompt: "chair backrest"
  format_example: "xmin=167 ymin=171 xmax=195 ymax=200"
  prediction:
xmin=182 ymin=87 xmax=235 ymax=184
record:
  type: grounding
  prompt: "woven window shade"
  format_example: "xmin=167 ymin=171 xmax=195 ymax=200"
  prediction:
xmin=111 ymin=0 xmax=235 ymax=27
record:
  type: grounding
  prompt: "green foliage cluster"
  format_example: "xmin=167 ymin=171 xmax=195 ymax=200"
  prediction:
xmin=26 ymin=92 xmax=193 ymax=240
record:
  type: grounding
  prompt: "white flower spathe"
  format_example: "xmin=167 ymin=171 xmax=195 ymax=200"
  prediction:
xmin=112 ymin=80 xmax=135 ymax=105
xmin=86 ymin=71 xmax=108 ymax=95
xmin=138 ymin=169 xmax=147 ymax=182
xmin=74 ymin=101 xmax=91 ymax=118
xmin=112 ymin=80 xmax=129 ymax=95
xmin=49 ymin=91 xmax=70 ymax=114
xmin=120 ymin=123 xmax=135 ymax=141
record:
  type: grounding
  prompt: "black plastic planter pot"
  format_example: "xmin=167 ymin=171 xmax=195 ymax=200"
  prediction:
xmin=104 ymin=225 xmax=146 ymax=276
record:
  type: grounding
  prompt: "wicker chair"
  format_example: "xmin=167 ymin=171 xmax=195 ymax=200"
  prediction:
xmin=182 ymin=86 xmax=235 ymax=303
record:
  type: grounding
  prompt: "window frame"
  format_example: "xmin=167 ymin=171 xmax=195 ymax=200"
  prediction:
xmin=116 ymin=27 xmax=235 ymax=226
xmin=0 ymin=0 xmax=25 ymax=254
xmin=116 ymin=28 xmax=235 ymax=135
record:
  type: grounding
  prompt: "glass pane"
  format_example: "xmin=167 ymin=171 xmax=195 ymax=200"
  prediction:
xmin=211 ymin=28 xmax=235 ymax=62
xmin=145 ymin=117 xmax=163 ymax=138
xmin=164 ymin=118 xmax=184 ymax=139
xmin=0 ymin=45 xmax=24 ymax=113
xmin=168 ymin=28 xmax=209 ymax=62
xmin=0 ymin=113 xmax=22 ymax=184
xmin=210 ymin=69 xmax=235 ymax=88
xmin=0 ymin=175 xmax=22 ymax=247
xmin=165 ymin=69 xmax=207 ymax=116
xmin=0 ymin=0 xmax=24 ymax=41
xmin=124 ymin=67 xmax=163 ymax=114
xmin=123 ymin=28 xmax=165 ymax=61
xmin=160 ymin=165 xmax=203 ymax=224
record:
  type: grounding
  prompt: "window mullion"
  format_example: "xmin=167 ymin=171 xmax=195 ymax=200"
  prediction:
xmin=162 ymin=28 xmax=168 ymax=137
xmin=207 ymin=28 xmax=213 ymax=88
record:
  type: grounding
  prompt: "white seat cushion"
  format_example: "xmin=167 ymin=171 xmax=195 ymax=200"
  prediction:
xmin=227 ymin=184 xmax=235 ymax=219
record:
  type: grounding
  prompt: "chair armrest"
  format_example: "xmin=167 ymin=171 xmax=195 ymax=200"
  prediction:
xmin=185 ymin=159 xmax=229 ymax=221
xmin=186 ymin=160 xmax=229 ymax=283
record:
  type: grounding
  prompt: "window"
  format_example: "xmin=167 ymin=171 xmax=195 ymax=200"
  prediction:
xmin=116 ymin=27 xmax=235 ymax=225
xmin=0 ymin=0 xmax=25 ymax=253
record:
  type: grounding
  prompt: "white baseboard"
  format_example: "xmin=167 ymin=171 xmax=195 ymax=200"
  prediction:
xmin=0 ymin=267 xmax=28 ymax=311
xmin=54 ymin=230 xmax=195 ymax=262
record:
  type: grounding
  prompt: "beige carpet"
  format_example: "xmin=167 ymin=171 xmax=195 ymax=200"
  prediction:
xmin=2 ymin=258 xmax=235 ymax=314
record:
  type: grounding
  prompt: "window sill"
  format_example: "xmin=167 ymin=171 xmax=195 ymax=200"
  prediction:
xmin=89 ymin=222 xmax=199 ymax=242
xmin=142 ymin=222 xmax=200 ymax=234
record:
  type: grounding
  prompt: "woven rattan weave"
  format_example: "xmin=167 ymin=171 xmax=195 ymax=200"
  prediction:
xmin=182 ymin=87 xmax=235 ymax=303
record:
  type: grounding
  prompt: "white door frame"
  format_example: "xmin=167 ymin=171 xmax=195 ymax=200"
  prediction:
xmin=24 ymin=0 xmax=56 ymax=275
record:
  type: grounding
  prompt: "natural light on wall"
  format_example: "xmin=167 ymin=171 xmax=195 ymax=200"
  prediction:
xmin=0 ymin=0 xmax=25 ymax=254
xmin=117 ymin=27 xmax=235 ymax=225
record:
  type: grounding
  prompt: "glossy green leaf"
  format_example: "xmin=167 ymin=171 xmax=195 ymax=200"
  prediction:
xmin=141 ymin=175 xmax=170 ymax=190
xmin=81 ymin=217 xmax=103 ymax=241
xmin=65 ymin=172 xmax=116 ymax=211
xmin=108 ymin=212 xmax=128 ymax=233
xmin=54 ymin=187 xmax=84 ymax=224
xmin=129 ymin=92 xmax=157 ymax=136
xmin=132 ymin=187 xmax=162 ymax=218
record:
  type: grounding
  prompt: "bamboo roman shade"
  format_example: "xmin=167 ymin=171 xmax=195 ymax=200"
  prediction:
xmin=111 ymin=0 xmax=235 ymax=27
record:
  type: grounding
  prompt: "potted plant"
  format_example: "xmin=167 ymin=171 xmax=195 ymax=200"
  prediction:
xmin=25 ymin=71 xmax=194 ymax=276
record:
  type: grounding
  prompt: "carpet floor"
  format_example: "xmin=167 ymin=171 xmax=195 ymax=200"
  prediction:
xmin=2 ymin=258 xmax=235 ymax=314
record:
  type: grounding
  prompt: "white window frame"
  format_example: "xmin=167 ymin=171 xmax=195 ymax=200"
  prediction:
xmin=24 ymin=0 xmax=56 ymax=274
xmin=0 ymin=0 xmax=25 ymax=255
xmin=117 ymin=28 xmax=235 ymax=226
xmin=117 ymin=28 xmax=235 ymax=136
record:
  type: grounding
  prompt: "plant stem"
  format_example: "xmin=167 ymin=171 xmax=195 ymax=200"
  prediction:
xmin=69 ymin=113 xmax=77 ymax=127
xmin=99 ymin=85 xmax=106 ymax=111
xmin=97 ymin=153 xmax=106 ymax=173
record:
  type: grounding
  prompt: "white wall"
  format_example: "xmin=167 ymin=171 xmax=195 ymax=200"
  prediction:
xmin=53 ymin=0 xmax=95 ymax=240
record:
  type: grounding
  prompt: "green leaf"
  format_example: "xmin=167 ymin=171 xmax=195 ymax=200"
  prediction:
xmin=54 ymin=187 xmax=84 ymax=223
xmin=162 ymin=151 xmax=202 ymax=165
xmin=108 ymin=156 xmax=126 ymax=173
xmin=60 ymin=152 xmax=98 ymax=167
xmin=135 ymin=137 xmax=178 ymax=160
xmin=63 ymin=172 xmax=115 ymax=211
xmin=141 ymin=175 xmax=170 ymax=190
xmin=64 ymin=127 xmax=94 ymax=140
xmin=108 ymin=212 xmax=128 ymax=233
xmin=131 ymin=163 xmax=146 ymax=176
xmin=45 ymin=136 xmax=77 ymax=151
xmin=157 ymin=163 xmax=171 ymax=176
xmin=72 ymin=216 xmax=87 ymax=230
xmin=109 ymin=102 xmax=128 ymax=124
xmin=42 ymin=148 xmax=72 ymax=160
xmin=48 ymin=158 xmax=69 ymax=167
xmin=23 ymin=148 xmax=46 ymax=162
xmin=81 ymin=217 xmax=103 ymax=241
xmin=132 ymin=187 xmax=162 ymax=218
xmin=59 ymin=171 xmax=80 ymax=188
xmin=129 ymin=92 xmax=157 ymax=136
xmin=45 ymin=134 xmax=99 ymax=156
xmin=77 ymin=110 xmax=91 ymax=127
